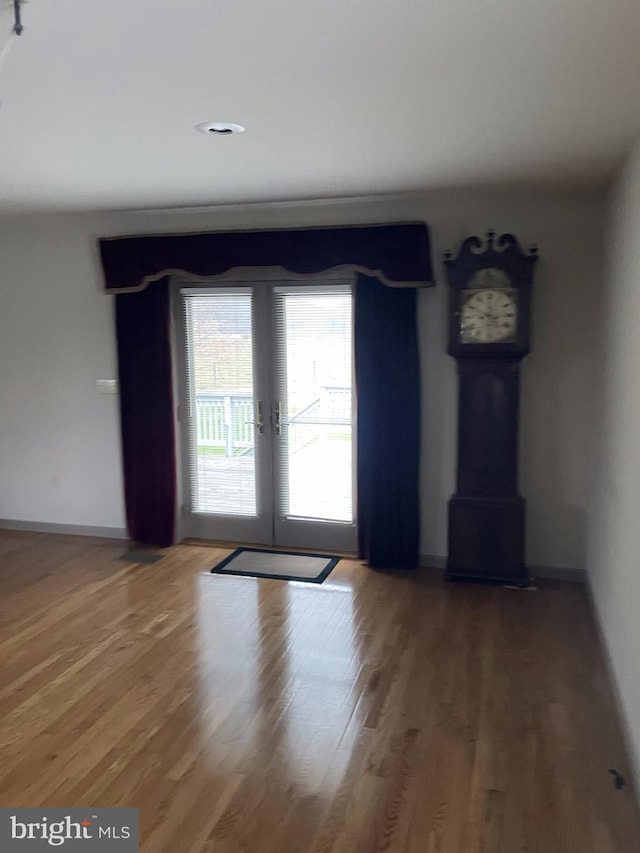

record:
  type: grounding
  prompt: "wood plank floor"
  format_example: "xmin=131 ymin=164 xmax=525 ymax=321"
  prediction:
xmin=0 ymin=530 xmax=639 ymax=852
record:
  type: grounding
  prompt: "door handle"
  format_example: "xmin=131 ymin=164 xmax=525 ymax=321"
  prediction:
xmin=272 ymin=401 xmax=282 ymax=435
xmin=245 ymin=400 xmax=265 ymax=434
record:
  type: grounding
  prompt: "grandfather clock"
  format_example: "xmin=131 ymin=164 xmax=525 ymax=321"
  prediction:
xmin=443 ymin=231 xmax=538 ymax=586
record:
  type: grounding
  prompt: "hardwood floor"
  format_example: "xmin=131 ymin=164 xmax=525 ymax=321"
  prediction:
xmin=0 ymin=530 xmax=638 ymax=852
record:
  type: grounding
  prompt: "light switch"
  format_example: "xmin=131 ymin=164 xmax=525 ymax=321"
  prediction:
xmin=97 ymin=379 xmax=119 ymax=395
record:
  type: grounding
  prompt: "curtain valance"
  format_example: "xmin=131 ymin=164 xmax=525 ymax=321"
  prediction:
xmin=99 ymin=222 xmax=432 ymax=292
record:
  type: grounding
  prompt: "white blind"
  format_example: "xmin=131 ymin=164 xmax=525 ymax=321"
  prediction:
xmin=181 ymin=289 xmax=258 ymax=516
xmin=272 ymin=286 xmax=353 ymax=523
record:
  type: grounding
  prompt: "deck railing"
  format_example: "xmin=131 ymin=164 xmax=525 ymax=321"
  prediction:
xmin=195 ymin=388 xmax=351 ymax=457
xmin=195 ymin=393 xmax=254 ymax=457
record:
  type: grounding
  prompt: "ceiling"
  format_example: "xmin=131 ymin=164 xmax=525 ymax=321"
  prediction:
xmin=0 ymin=0 xmax=639 ymax=212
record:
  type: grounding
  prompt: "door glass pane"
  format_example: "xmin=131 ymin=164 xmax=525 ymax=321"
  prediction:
xmin=274 ymin=290 xmax=353 ymax=522
xmin=184 ymin=292 xmax=257 ymax=516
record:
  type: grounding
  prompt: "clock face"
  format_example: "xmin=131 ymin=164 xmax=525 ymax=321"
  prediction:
xmin=460 ymin=288 xmax=518 ymax=344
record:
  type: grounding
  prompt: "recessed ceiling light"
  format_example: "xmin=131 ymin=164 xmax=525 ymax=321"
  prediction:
xmin=196 ymin=122 xmax=246 ymax=136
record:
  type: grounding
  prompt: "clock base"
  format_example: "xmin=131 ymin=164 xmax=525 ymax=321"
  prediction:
xmin=446 ymin=494 xmax=528 ymax=586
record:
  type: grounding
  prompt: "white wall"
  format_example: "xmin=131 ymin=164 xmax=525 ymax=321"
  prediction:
xmin=588 ymin=136 xmax=640 ymax=780
xmin=0 ymin=189 xmax=604 ymax=566
xmin=0 ymin=221 xmax=124 ymax=529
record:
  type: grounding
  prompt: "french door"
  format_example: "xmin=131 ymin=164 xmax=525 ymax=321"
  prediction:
xmin=177 ymin=279 xmax=356 ymax=552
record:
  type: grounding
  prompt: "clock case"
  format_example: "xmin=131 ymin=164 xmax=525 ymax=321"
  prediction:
xmin=443 ymin=231 xmax=538 ymax=586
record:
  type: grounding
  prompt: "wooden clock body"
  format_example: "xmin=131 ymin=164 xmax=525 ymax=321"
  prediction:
xmin=443 ymin=231 xmax=538 ymax=585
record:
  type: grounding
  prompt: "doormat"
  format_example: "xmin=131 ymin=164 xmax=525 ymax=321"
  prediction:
xmin=210 ymin=547 xmax=339 ymax=584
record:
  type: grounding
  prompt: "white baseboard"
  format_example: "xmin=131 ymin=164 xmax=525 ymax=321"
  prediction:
xmin=419 ymin=554 xmax=447 ymax=570
xmin=586 ymin=577 xmax=640 ymax=799
xmin=0 ymin=529 xmax=584 ymax=580
xmin=419 ymin=554 xmax=586 ymax=583
xmin=529 ymin=564 xmax=586 ymax=582
xmin=0 ymin=518 xmax=128 ymax=540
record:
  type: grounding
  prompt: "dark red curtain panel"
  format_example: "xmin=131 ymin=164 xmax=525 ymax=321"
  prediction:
xmin=355 ymin=274 xmax=421 ymax=570
xmin=99 ymin=222 xmax=432 ymax=292
xmin=115 ymin=278 xmax=176 ymax=547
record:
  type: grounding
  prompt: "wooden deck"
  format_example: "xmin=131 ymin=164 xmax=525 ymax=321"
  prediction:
xmin=195 ymin=454 xmax=258 ymax=515
xmin=194 ymin=436 xmax=352 ymax=520
xmin=0 ymin=530 xmax=639 ymax=851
